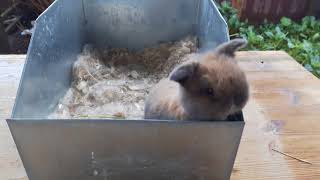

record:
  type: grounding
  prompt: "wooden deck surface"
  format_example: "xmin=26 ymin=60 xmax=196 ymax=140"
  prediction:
xmin=0 ymin=51 xmax=319 ymax=180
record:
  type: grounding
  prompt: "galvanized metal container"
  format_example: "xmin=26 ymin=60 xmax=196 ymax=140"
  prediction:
xmin=7 ymin=0 xmax=244 ymax=180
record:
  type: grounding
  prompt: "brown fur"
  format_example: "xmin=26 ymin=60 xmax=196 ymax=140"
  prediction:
xmin=144 ymin=39 xmax=249 ymax=121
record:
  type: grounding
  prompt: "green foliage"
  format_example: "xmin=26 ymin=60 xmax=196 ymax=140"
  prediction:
xmin=218 ymin=1 xmax=320 ymax=78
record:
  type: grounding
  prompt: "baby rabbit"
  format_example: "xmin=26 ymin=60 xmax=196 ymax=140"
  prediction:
xmin=144 ymin=39 xmax=249 ymax=121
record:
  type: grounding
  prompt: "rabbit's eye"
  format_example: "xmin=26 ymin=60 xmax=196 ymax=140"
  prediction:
xmin=206 ymin=88 xmax=214 ymax=96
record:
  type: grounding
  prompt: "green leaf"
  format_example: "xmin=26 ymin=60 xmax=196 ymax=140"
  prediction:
xmin=311 ymin=56 xmax=320 ymax=68
xmin=304 ymin=64 xmax=314 ymax=72
xmin=221 ymin=1 xmax=229 ymax=9
xmin=302 ymin=40 xmax=313 ymax=52
xmin=257 ymin=35 xmax=264 ymax=41
xmin=275 ymin=26 xmax=286 ymax=39
xmin=265 ymin=31 xmax=274 ymax=38
xmin=310 ymin=16 xmax=316 ymax=28
xmin=281 ymin=17 xmax=292 ymax=27
xmin=312 ymin=33 xmax=320 ymax=41
xmin=300 ymin=33 xmax=308 ymax=39
xmin=287 ymin=39 xmax=295 ymax=49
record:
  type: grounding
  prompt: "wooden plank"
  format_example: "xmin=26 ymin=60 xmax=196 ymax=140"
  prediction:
xmin=0 ymin=55 xmax=26 ymax=180
xmin=0 ymin=51 xmax=320 ymax=180
xmin=231 ymin=51 xmax=320 ymax=180
xmin=236 ymin=51 xmax=307 ymax=72
xmin=0 ymin=54 xmax=26 ymax=62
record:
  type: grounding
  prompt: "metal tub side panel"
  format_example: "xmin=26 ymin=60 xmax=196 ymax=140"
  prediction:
xmin=11 ymin=0 xmax=86 ymax=119
xmin=83 ymin=0 xmax=200 ymax=50
xmin=7 ymin=119 xmax=244 ymax=180
xmin=198 ymin=0 xmax=229 ymax=52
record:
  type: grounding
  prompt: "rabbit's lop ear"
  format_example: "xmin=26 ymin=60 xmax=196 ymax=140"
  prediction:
xmin=215 ymin=39 xmax=247 ymax=58
xmin=169 ymin=61 xmax=199 ymax=85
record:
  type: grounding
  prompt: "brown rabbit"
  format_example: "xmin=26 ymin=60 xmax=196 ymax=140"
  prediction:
xmin=144 ymin=39 xmax=249 ymax=121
